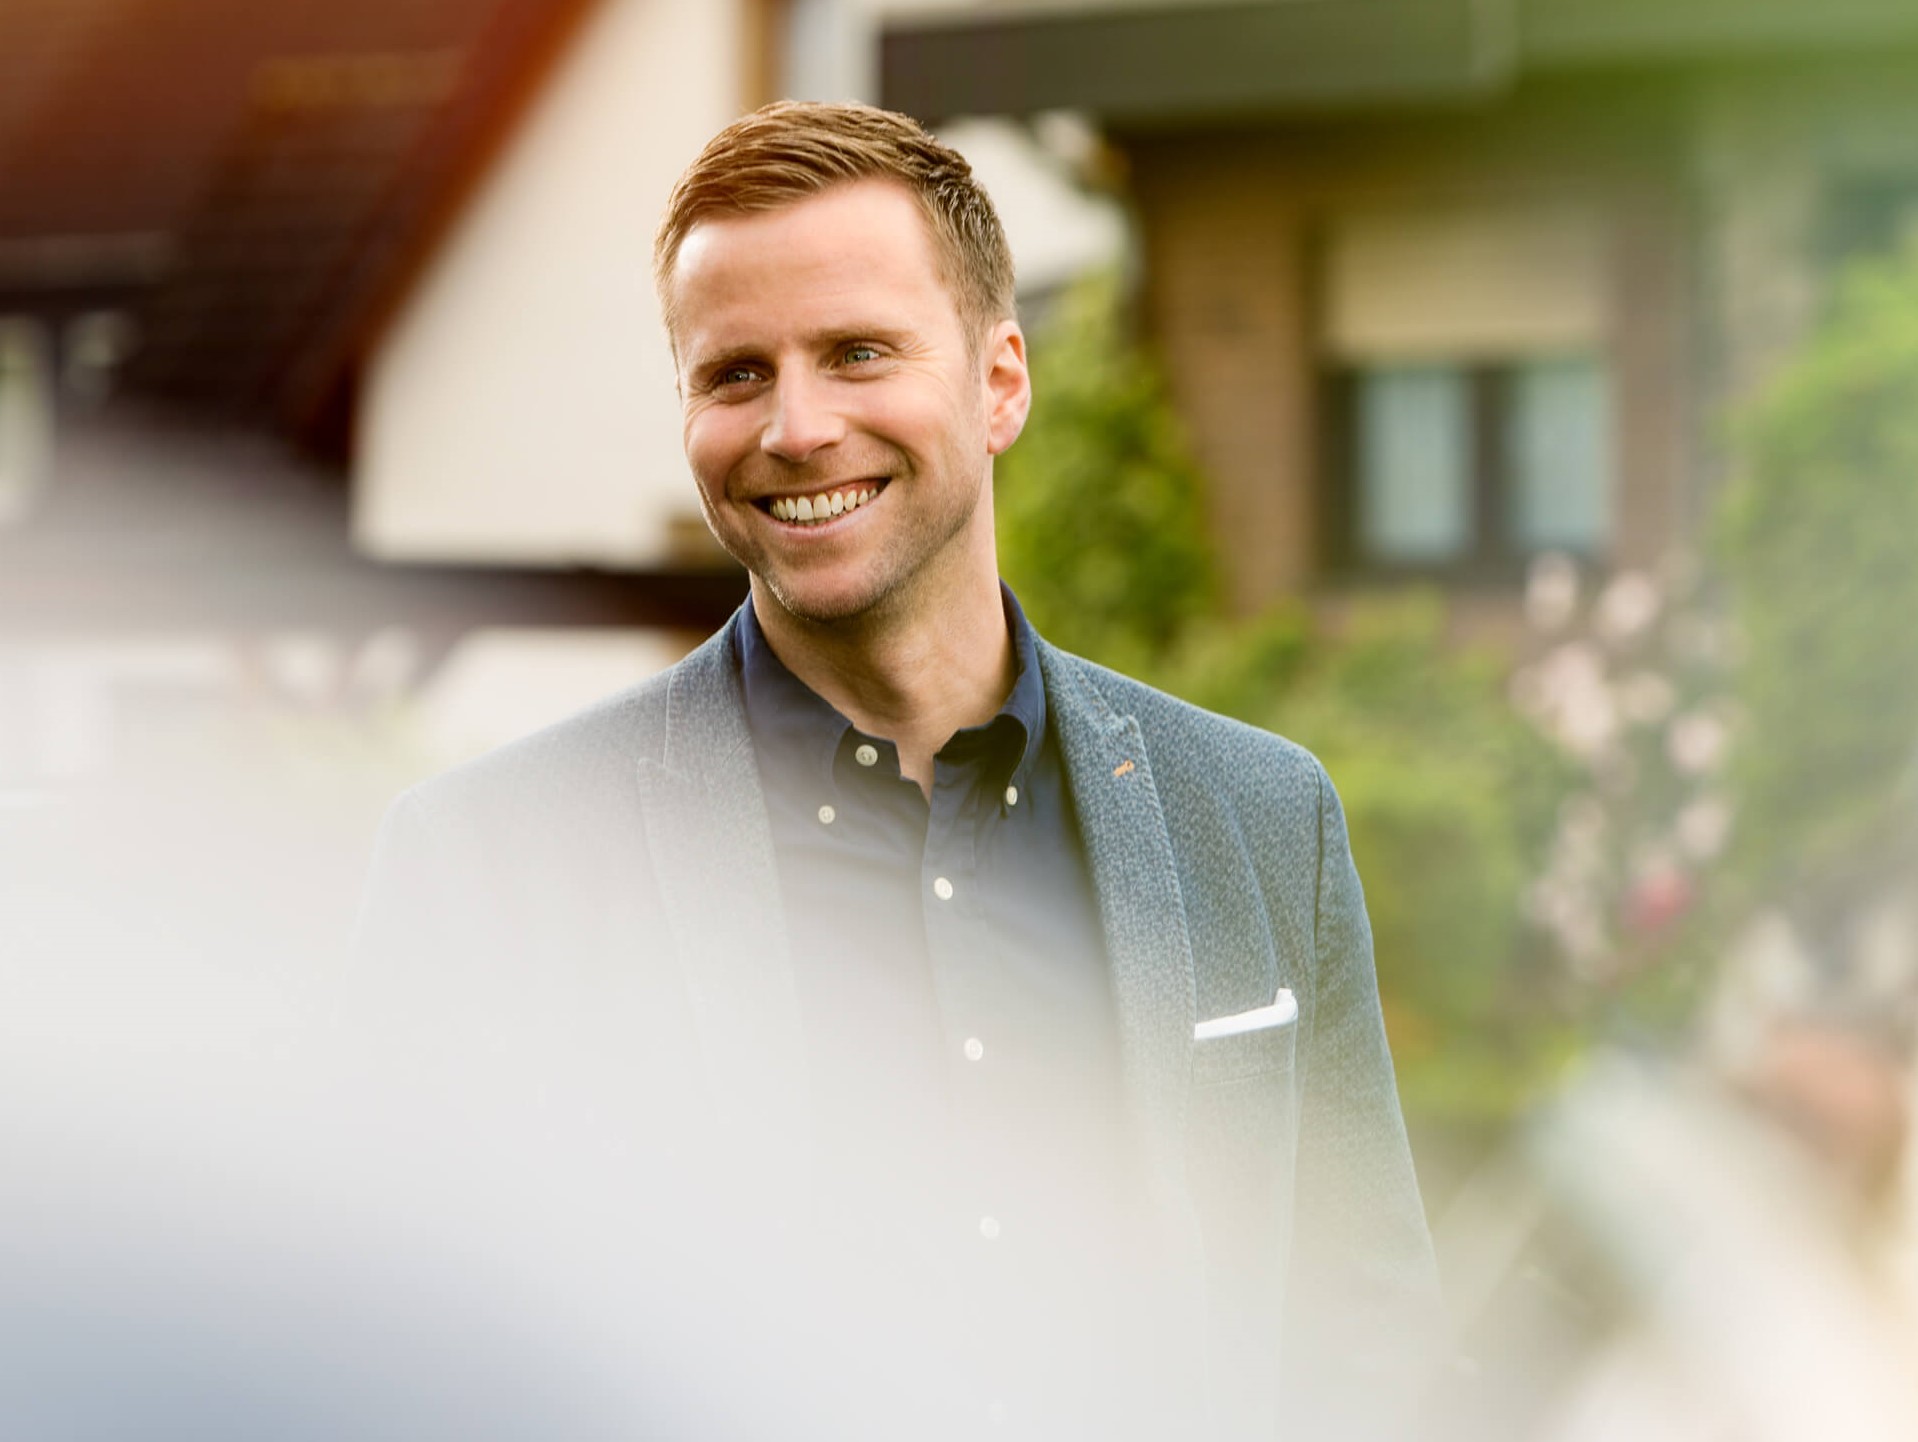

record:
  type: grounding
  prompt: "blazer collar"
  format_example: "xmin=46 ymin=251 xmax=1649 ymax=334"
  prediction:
xmin=634 ymin=611 xmax=812 ymax=1192
xmin=1036 ymin=641 xmax=1200 ymax=1210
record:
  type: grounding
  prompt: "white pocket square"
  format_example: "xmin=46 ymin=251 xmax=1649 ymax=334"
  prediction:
xmin=1194 ymin=988 xmax=1297 ymax=1042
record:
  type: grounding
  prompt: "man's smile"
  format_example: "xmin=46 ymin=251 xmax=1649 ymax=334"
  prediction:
xmin=754 ymin=479 xmax=890 ymax=527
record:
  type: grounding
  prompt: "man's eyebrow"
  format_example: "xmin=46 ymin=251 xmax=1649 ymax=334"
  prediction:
xmin=814 ymin=324 xmax=917 ymax=348
xmin=686 ymin=326 xmax=920 ymax=375
xmin=684 ymin=343 xmax=765 ymax=377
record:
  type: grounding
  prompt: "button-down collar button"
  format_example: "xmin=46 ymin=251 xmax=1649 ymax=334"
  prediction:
xmin=1004 ymin=784 xmax=1019 ymax=808
xmin=854 ymin=743 xmax=879 ymax=767
xmin=978 ymin=1215 xmax=1001 ymax=1241
xmin=933 ymin=876 xmax=954 ymax=901
xmin=817 ymin=804 xmax=836 ymax=825
xmin=963 ymin=1037 xmax=985 ymax=1062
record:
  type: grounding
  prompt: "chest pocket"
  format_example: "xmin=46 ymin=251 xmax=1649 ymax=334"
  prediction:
xmin=1187 ymin=1008 xmax=1300 ymax=1188
xmin=1191 ymin=1009 xmax=1297 ymax=1087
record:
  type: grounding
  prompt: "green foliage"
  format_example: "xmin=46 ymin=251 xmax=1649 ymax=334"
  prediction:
xmin=998 ymin=276 xmax=1575 ymax=1121
xmin=995 ymin=274 xmax=1217 ymax=672
xmin=1719 ymin=239 xmax=1918 ymax=893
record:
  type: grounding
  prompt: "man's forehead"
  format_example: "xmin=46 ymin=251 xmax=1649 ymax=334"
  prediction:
xmin=674 ymin=179 xmax=935 ymax=275
xmin=667 ymin=181 xmax=959 ymax=352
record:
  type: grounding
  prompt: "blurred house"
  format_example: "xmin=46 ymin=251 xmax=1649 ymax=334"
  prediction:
xmin=0 ymin=0 xmax=767 ymax=784
xmin=0 ymin=0 xmax=1120 ymax=784
xmin=882 ymin=0 xmax=1918 ymax=620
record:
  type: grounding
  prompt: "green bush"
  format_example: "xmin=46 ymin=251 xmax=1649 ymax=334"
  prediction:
xmin=995 ymin=274 xmax=1217 ymax=673
xmin=1719 ymin=240 xmax=1918 ymax=894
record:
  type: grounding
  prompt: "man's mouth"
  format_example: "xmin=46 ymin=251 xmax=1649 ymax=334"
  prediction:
xmin=758 ymin=481 xmax=886 ymax=526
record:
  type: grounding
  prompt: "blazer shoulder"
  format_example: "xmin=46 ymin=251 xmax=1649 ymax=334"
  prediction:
xmin=397 ymin=621 xmax=735 ymax=826
xmin=1040 ymin=640 xmax=1331 ymax=801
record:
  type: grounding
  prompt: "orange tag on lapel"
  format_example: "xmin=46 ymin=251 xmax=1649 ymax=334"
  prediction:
xmin=1112 ymin=759 xmax=1136 ymax=779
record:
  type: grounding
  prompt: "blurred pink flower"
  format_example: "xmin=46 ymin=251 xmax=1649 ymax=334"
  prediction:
xmin=1623 ymin=863 xmax=1693 ymax=937
xmin=1530 ymin=874 xmax=1608 ymax=968
xmin=1525 ymin=641 xmax=1617 ymax=759
xmin=1594 ymin=570 xmax=1661 ymax=646
xmin=1668 ymin=710 xmax=1730 ymax=775
xmin=1676 ymin=795 xmax=1734 ymax=861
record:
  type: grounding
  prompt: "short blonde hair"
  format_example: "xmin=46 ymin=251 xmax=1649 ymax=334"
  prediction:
xmin=654 ymin=101 xmax=1015 ymax=341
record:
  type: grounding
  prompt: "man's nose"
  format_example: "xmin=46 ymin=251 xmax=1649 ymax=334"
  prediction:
xmin=760 ymin=372 xmax=845 ymax=463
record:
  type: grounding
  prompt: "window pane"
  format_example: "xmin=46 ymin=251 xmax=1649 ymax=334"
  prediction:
xmin=1504 ymin=356 xmax=1610 ymax=555
xmin=1355 ymin=365 xmax=1472 ymax=564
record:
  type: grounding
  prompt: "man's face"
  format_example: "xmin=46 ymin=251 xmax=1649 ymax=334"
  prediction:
xmin=668 ymin=180 xmax=1029 ymax=630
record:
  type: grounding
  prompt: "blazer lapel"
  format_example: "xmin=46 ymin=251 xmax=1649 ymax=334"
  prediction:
xmin=634 ymin=622 xmax=812 ymax=1191
xmin=1039 ymin=644 xmax=1200 ymax=1209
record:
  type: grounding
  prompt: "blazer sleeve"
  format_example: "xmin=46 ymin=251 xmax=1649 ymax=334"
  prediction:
xmin=1281 ymin=761 xmax=1448 ymax=1435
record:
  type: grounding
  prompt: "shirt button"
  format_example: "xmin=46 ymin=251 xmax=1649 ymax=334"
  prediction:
xmin=987 ymin=1401 xmax=1009 ymax=1426
xmin=978 ymin=1215 xmax=1001 ymax=1241
xmin=854 ymin=743 xmax=878 ymax=767
xmin=816 ymin=804 xmax=835 ymax=825
xmin=933 ymin=876 xmax=954 ymax=901
xmin=1004 ymin=784 xmax=1019 ymax=808
xmin=963 ymin=1037 xmax=985 ymax=1062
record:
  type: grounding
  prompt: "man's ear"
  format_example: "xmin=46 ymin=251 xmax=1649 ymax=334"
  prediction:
xmin=982 ymin=320 xmax=1031 ymax=456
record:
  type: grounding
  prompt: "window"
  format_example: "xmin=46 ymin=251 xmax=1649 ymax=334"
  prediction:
xmin=1503 ymin=355 xmax=1610 ymax=554
xmin=1321 ymin=201 xmax=1615 ymax=578
xmin=1334 ymin=355 xmax=1611 ymax=576
xmin=1352 ymin=364 xmax=1472 ymax=564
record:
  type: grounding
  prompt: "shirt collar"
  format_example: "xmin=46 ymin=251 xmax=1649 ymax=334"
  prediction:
xmin=996 ymin=584 xmax=1048 ymax=788
xmin=736 ymin=597 xmax=849 ymax=798
xmin=733 ymin=583 xmax=1047 ymax=794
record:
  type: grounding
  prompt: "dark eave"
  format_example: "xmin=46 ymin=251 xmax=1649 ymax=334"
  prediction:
xmin=881 ymin=0 xmax=1918 ymax=125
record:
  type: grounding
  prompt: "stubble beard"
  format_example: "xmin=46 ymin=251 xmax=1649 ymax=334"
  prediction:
xmin=714 ymin=449 xmax=991 ymax=634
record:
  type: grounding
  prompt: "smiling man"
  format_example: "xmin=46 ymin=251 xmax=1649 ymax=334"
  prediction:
xmin=359 ymin=102 xmax=1441 ymax=1440
xmin=666 ymin=169 xmax=1030 ymax=787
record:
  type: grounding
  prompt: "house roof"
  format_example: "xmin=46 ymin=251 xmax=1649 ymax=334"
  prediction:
xmin=0 ymin=0 xmax=598 ymax=445
xmin=881 ymin=0 xmax=1918 ymax=127
xmin=0 ymin=0 xmax=753 ymax=639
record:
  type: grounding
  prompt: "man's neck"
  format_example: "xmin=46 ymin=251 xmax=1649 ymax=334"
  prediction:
xmin=750 ymin=574 xmax=1016 ymax=797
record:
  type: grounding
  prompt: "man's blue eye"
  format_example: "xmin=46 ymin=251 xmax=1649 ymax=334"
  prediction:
xmin=719 ymin=367 xmax=758 ymax=385
xmin=844 ymin=346 xmax=879 ymax=364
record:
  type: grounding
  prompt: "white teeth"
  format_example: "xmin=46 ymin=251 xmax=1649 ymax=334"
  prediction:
xmin=768 ymin=484 xmax=882 ymax=524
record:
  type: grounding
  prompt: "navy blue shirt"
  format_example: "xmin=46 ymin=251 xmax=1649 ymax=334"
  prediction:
xmin=737 ymin=589 xmax=1136 ymax=1430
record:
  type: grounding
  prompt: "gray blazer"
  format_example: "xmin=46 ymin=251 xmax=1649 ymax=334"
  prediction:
xmin=358 ymin=612 xmax=1442 ymax=1436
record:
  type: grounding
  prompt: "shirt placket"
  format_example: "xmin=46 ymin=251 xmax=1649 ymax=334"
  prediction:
xmin=929 ymin=751 xmax=1047 ymax=1433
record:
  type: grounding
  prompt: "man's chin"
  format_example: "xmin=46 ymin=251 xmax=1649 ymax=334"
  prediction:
xmin=752 ymin=570 xmax=894 ymax=630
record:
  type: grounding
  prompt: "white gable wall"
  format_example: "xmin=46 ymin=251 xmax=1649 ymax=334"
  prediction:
xmin=355 ymin=0 xmax=1122 ymax=568
xmin=355 ymin=0 xmax=739 ymax=567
